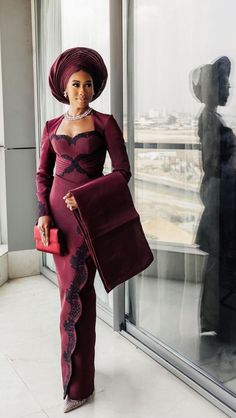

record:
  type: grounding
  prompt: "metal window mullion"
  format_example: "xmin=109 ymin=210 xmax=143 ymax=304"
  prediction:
xmin=109 ymin=0 xmax=126 ymax=332
xmin=126 ymin=0 xmax=135 ymax=198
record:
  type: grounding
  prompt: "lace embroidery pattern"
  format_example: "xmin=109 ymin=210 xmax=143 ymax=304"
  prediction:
xmin=62 ymin=240 xmax=89 ymax=398
xmin=37 ymin=200 xmax=49 ymax=217
xmin=50 ymin=130 xmax=98 ymax=146
xmin=56 ymin=147 xmax=105 ymax=178
xmin=57 ymin=154 xmax=93 ymax=178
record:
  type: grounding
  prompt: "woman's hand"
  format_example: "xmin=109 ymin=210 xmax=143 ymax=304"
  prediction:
xmin=63 ymin=192 xmax=79 ymax=211
xmin=37 ymin=216 xmax=52 ymax=246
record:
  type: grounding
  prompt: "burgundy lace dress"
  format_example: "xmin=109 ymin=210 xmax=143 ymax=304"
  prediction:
xmin=35 ymin=109 xmax=131 ymax=400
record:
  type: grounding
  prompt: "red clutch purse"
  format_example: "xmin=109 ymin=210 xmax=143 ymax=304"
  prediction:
xmin=34 ymin=224 xmax=67 ymax=255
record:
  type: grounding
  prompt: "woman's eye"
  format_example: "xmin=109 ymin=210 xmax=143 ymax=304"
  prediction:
xmin=72 ymin=83 xmax=92 ymax=88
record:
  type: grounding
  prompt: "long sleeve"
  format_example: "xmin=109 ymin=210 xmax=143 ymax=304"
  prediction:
xmin=104 ymin=115 xmax=132 ymax=183
xmin=36 ymin=122 xmax=56 ymax=218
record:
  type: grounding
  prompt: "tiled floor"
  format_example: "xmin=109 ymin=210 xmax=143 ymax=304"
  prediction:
xmin=0 ymin=275 xmax=231 ymax=418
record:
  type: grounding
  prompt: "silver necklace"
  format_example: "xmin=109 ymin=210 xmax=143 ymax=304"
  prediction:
xmin=64 ymin=107 xmax=92 ymax=121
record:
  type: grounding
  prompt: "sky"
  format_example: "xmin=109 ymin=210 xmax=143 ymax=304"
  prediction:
xmin=135 ymin=0 xmax=236 ymax=119
xmin=60 ymin=0 xmax=236 ymax=121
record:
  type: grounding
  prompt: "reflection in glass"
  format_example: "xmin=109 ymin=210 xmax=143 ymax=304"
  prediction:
xmin=192 ymin=56 xmax=236 ymax=345
xmin=127 ymin=0 xmax=236 ymax=398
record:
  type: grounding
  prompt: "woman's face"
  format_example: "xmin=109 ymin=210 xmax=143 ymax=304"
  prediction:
xmin=65 ymin=70 xmax=94 ymax=108
xmin=218 ymin=74 xmax=230 ymax=106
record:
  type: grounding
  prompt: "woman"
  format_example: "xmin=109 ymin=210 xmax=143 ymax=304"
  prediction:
xmin=36 ymin=47 xmax=131 ymax=413
xmin=192 ymin=56 xmax=236 ymax=343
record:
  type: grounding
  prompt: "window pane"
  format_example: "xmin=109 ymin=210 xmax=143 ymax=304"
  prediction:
xmin=135 ymin=148 xmax=202 ymax=244
xmin=39 ymin=0 xmax=112 ymax=311
xmin=61 ymin=0 xmax=110 ymax=114
xmin=126 ymin=0 xmax=236 ymax=399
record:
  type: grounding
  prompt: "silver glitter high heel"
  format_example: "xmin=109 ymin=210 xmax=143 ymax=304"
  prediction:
xmin=64 ymin=391 xmax=94 ymax=413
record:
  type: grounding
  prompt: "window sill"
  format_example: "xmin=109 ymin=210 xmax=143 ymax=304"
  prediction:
xmin=0 ymin=244 xmax=8 ymax=286
xmin=0 ymin=244 xmax=8 ymax=257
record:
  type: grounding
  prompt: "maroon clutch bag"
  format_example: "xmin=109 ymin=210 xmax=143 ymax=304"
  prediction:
xmin=34 ymin=225 xmax=67 ymax=255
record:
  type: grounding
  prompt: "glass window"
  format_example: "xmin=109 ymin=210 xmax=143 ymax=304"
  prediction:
xmin=126 ymin=0 xmax=236 ymax=401
xmin=135 ymin=148 xmax=202 ymax=245
xmin=37 ymin=0 xmax=112 ymax=312
xmin=61 ymin=0 xmax=110 ymax=114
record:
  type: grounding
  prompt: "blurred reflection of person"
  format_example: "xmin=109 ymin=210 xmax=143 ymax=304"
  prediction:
xmin=192 ymin=56 xmax=236 ymax=344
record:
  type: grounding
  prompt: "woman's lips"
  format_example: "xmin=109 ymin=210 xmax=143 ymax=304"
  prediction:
xmin=77 ymin=97 xmax=87 ymax=102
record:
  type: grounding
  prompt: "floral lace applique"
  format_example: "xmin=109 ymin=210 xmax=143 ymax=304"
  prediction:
xmin=37 ymin=200 xmax=49 ymax=217
xmin=62 ymin=241 xmax=89 ymax=398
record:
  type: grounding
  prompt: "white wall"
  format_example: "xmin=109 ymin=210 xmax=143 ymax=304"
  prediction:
xmin=0 ymin=0 xmax=40 ymax=278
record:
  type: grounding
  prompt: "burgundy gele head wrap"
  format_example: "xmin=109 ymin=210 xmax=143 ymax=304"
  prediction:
xmin=191 ymin=56 xmax=231 ymax=103
xmin=49 ymin=47 xmax=108 ymax=104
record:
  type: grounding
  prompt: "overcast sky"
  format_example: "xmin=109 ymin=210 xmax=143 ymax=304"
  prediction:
xmin=60 ymin=0 xmax=236 ymax=120
xmin=135 ymin=0 xmax=236 ymax=119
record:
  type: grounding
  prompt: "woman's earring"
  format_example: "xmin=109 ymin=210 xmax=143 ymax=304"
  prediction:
xmin=64 ymin=91 xmax=68 ymax=98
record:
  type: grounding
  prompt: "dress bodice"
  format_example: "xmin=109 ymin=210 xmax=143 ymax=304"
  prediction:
xmin=36 ymin=109 xmax=132 ymax=218
xmin=50 ymin=131 xmax=106 ymax=182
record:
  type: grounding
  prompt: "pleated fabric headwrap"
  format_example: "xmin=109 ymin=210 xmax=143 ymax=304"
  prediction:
xmin=49 ymin=47 xmax=108 ymax=104
xmin=191 ymin=56 xmax=231 ymax=103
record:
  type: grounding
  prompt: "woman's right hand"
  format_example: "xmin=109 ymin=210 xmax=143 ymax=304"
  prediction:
xmin=37 ymin=216 xmax=52 ymax=246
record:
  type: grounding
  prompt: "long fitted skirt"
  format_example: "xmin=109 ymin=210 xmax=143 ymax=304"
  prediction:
xmin=49 ymin=175 xmax=97 ymax=400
